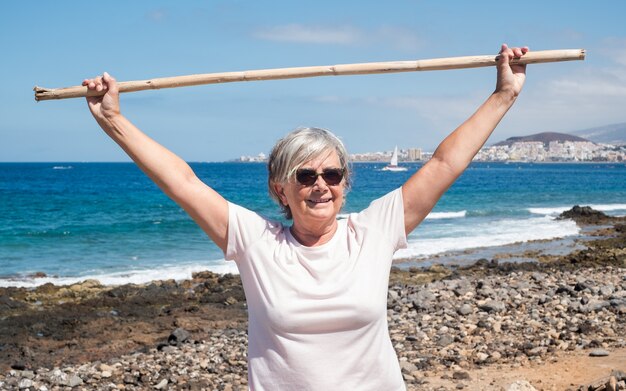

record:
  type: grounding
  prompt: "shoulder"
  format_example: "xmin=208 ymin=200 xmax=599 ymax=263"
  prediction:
xmin=226 ymin=202 xmax=285 ymax=260
xmin=228 ymin=201 xmax=282 ymax=231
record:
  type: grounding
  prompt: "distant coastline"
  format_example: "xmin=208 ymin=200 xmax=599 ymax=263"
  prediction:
xmin=234 ymin=129 xmax=626 ymax=163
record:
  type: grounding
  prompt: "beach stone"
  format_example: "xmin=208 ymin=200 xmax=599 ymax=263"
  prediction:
xmin=452 ymin=279 xmax=473 ymax=297
xmin=18 ymin=378 xmax=33 ymax=389
xmin=400 ymin=361 xmax=418 ymax=373
xmin=526 ymin=347 xmax=546 ymax=357
xmin=20 ymin=370 xmax=34 ymax=379
xmin=600 ymin=284 xmax=615 ymax=296
xmin=154 ymin=378 xmax=169 ymax=389
xmin=437 ymin=335 xmax=454 ymax=347
xmin=506 ymin=380 xmax=538 ymax=391
xmin=168 ymin=328 xmax=191 ymax=346
xmin=530 ymin=272 xmax=546 ymax=282
xmin=452 ymin=371 xmax=471 ymax=380
xmin=478 ymin=300 xmax=505 ymax=313
xmin=488 ymin=351 xmax=502 ymax=362
xmin=49 ymin=369 xmax=68 ymax=385
xmin=582 ymin=300 xmax=611 ymax=313
xmin=589 ymin=349 xmax=610 ymax=357
xmin=412 ymin=290 xmax=436 ymax=310
xmin=457 ymin=304 xmax=472 ymax=316
xmin=68 ymin=374 xmax=83 ymax=387
xmin=607 ymin=376 xmax=618 ymax=391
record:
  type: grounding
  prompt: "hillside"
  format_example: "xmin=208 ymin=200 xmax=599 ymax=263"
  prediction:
xmin=571 ymin=122 xmax=626 ymax=145
xmin=494 ymin=132 xmax=589 ymax=147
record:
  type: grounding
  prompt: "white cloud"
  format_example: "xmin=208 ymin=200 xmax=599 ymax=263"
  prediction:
xmin=372 ymin=26 xmax=423 ymax=52
xmin=146 ymin=9 xmax=167 ymax=22
xmin=252 ymin=23 xmax=423 ymax=51
xmin=253 ymin=24 xmax=360 ymax=44
xmin=550 ymin=76 xmax=626 ymax=97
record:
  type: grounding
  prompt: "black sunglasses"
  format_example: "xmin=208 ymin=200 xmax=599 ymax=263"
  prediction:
xmin=295 ymin=168 xmax=345 ymax=186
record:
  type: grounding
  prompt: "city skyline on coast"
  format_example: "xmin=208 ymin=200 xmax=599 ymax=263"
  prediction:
xmin=2 ymin=1 xmax=626 ymax=162
xmin=237 ymin=122 xmax=626 ymax=163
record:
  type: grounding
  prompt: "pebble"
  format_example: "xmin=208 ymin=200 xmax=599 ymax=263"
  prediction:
xmin=0 ymin=266 xmax=624 ymax=390
xmin=506 ymin=380 xmax=538 ymax=391
xmin=589 ymin=349 xmax=610 ymax=357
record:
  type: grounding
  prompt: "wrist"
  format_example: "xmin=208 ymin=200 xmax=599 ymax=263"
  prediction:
xmin=492 ymin=89 xmax=517 ymax=106
xmin=97 ymin=112 xmax=125 ymax=133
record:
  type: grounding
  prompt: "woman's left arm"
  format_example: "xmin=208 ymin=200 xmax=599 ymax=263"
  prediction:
xmin=402 ymin=44 xmax=529 ymax=235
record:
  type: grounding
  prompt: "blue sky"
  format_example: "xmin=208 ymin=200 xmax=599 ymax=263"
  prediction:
xmin=1 ymin=1 xmax=625 ymax=162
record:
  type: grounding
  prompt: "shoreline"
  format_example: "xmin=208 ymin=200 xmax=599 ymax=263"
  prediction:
xmin=1 ymin=209 xmax=625 ymax=390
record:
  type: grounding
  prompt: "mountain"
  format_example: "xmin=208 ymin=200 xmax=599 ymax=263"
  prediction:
xmin=570 ymin=122 xmax=626 ymax=145
xmin=493 ymin=132 xmax=589 ymax=147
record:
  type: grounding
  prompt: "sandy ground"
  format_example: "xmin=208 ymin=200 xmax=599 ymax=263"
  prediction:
xmin=413 ymin=348 xmax=626 ymax=390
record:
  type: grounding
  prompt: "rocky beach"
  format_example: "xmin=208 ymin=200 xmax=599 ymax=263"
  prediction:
xmin=1 ymin=207 xmax=625 ymax=391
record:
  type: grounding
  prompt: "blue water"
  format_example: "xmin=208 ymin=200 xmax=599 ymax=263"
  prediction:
xmin=1 ymin=162 xmax=625 ymax=287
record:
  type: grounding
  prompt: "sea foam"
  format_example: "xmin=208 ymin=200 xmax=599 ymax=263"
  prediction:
xmin=0 ymin=260 xmax=239 ymax=288
xmin=528 ymin=203 xmax=626 ymax=216
xmin=395 ymin=215 xmax=579 ymax=260
xmin=426 ymin=211 xmax=466 ymax=220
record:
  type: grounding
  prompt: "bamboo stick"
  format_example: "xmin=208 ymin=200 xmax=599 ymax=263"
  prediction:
xmin=34 ymin=49 xmax=585 ymax=101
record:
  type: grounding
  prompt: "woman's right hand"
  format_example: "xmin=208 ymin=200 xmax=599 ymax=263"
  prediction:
xmin=82 ymin=72 xmax=121 ymax=124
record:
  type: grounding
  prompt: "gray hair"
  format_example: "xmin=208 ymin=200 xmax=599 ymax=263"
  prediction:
xmin=268 ymin=127 xmax=351 ymax=219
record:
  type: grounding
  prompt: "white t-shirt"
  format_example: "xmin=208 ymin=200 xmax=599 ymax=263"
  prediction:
xmin=226 ymin=188 xmax=408 ymax=391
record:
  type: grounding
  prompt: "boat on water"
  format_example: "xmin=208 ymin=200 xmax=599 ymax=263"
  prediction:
xmin=382 ymin=146 xmax=408 ymax=172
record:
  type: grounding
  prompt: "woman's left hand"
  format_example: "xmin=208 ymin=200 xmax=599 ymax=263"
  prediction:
xmin=494 ymin=44 xmax=529 ymax=98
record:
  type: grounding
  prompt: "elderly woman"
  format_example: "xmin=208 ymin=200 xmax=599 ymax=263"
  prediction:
xmin=84 ymin=44 xmax=528 ymax=390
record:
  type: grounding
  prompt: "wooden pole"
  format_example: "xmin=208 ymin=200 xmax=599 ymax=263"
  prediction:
xmin=34 ymin=49 xmax=585 ymax=101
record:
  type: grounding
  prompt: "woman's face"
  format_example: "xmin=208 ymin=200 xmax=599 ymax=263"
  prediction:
xmin=275 ymin=150 xmax=345 ymax=227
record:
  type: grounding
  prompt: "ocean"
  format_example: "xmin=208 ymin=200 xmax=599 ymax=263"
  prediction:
xmin=1 ymin=162 xmax=625 ymax=287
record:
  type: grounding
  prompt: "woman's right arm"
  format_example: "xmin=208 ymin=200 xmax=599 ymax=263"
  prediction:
xmin=83 ymin=73 xmax=229 ymax=252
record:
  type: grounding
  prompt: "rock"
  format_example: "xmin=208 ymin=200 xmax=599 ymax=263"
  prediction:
xmin=558 ymin=205 xmax=610 ymax=224
xmin=526 ymin=347 xmax=546 ymax=357
xmin=457 ymin=303 xmax=472 ymax=316
xmin=18 ymin=378 xmax=33 ymax=389
xmin=589 ymin=349 xmax=610 ymax=357
xmin=452 ymin=371 xmax=471 ymax=380
xmin=168 ymin=328 xmax=191 ymax=346
xmin=225 ymin=296 xmax=238 ymax=305
xmin=488 ymin=351 xmax=502 ymax=362
xmin=0 ymin=295 xmax=27 ymax=310
xmin=478 ymin=300 xmax=506 ymax=313
xmin=530 ymin=272 xmax=546 ymax=282
xmin=506 ymin=380 xmax=538 ymax=391
xmin=581 ymin=300 xmax=611 ymax=313
xmin=20 ymin=370 xmax=34 ymax=380
xmin=600 ymin=284 xmax=615 ymax=296
xmin=400 ymin=361 xmax=418 ymax=373
xmin=49 ymin=369 xmax=68 ymax=385
xmin=437 ymin=335 xmax=454 ymax=347
xmin=412 ymin=290 xmax=436 ymax=310
xmin=154 ymin=378 xmax=169 ymax=389
xmin=68 ymin=374 xmax=83 ymax=387
xmin=607 ymin=376 xmax=618 ymax=391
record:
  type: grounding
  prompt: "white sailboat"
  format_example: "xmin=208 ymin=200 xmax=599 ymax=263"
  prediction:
xmin=382 ymin=146 xmax=408 ymax=172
